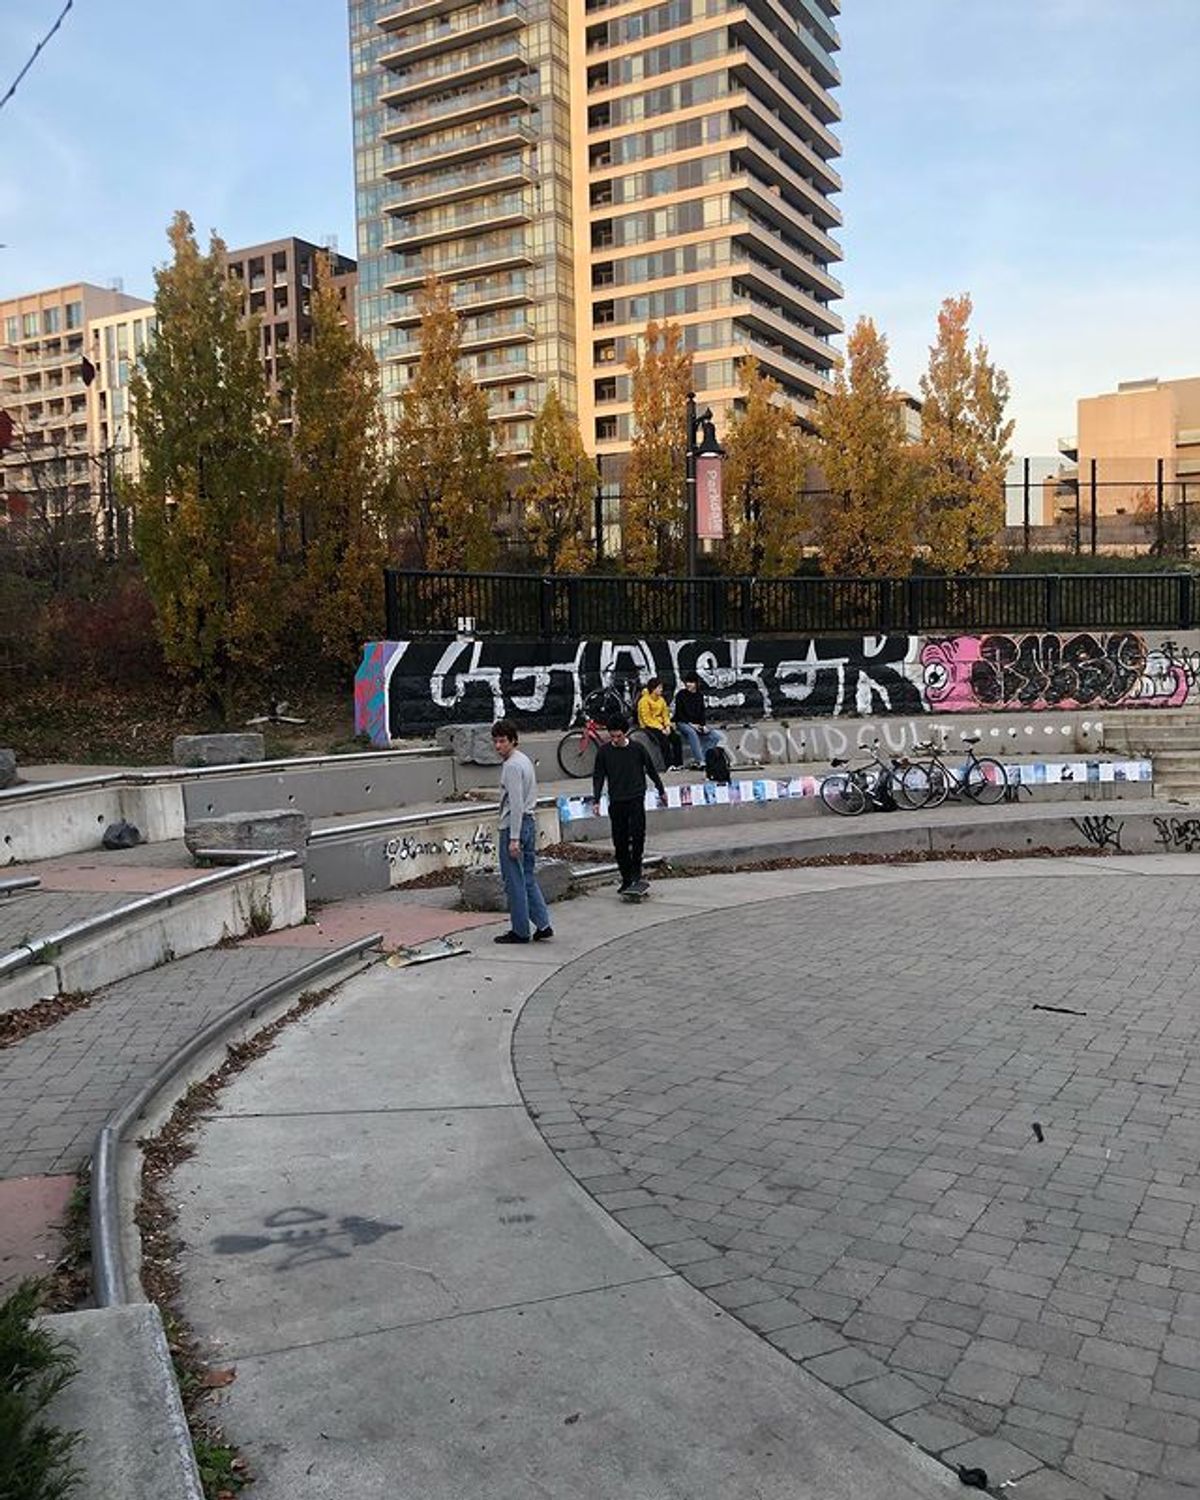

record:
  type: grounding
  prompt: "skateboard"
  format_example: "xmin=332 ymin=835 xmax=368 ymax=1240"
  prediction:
xmin=620 ymin=879 xmax=651 ymax=903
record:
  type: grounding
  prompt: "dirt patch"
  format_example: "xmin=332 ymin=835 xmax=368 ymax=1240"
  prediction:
xmin=0 ymin=989 xmax=94 ymax=1051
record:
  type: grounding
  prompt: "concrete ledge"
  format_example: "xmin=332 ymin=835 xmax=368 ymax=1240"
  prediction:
xmin=45 ymin=1302 xmax=203 ymax=1500
xmin=0 ymin=858 xmax=306 ymax=1009
xmin=172 ymin=732 xmax=264 ymax=767
xmin=460 ymin=857 xmax=573 ymax=911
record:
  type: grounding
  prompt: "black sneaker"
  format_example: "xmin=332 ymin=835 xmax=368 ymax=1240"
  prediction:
xmin=616 ymin=882 xmax=632 ymax=896
xmin=494 ymin=931 xmax=530 ymax=944
xmin=533 ymin=926 xmax=554 ymax=942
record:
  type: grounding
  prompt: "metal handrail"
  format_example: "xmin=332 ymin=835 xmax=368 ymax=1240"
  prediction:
xmin=0 ymin=744 xmax=445 ymax=805
xmin=91 ymin=931 xmax=384 ymax=1308
xmin=0 ymin=852 xmax=297 ymax=981
xmin=307 ymin=793 xmax=557 ymax=841
xmin=0 ymin=876 xmax=41 ymax=896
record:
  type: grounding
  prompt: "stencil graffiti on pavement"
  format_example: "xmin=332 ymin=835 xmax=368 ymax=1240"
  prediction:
xmin=211 ymin=1205 xmax=402 ymax=1272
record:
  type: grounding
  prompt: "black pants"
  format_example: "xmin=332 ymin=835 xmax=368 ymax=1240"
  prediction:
xmin=643 ymin=727 xmax=680 ymax=768
xmin=609 ymin=796 xmax=646 ymax=888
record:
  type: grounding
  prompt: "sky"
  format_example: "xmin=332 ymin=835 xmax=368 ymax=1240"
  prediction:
xmin=1 ymin=0 xmax=1197 ymax=460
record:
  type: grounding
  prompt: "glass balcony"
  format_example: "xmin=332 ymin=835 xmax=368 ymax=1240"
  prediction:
xmin=380 ymin=77 xmax=534 ymax=140
xmin=380 ymin=36 xmax=526 ymax=106
xmin=384 ymin=190 xmax=533 ymax=249
xmin=385 ymin=233 xmax=535 ymax=289
xmin=384 ymin=117 xmax=535 ymax=179
xmin=379 ymin=0 xmax=525 ymax=70
xmin=384 ymin=155 xmax=531 ymax=213
xmin=386 ymin=271 xmax=533 ymax=325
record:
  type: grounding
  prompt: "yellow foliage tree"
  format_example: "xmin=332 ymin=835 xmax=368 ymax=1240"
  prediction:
xmin=520 ymin=387 xmax=597 ymax=573
xmin=918 ymin=294 xmax=1014 ymax=573
xmin=811 ymin=317 xmax=921 ymax=576
xmin=128 ymin=211 xmax=286 ymax=718
xmin=723 ymin=358 xmax=809 ymax=575
xmin=393 ymin=277 xmax=501 ymax=571
xmin=622 ymin=320 xmax=693 ymax=574
xmin=285 ymin=253 xmax=389 ymax=669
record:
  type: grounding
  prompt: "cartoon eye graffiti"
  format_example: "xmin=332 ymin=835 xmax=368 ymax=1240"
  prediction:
xmin=923 ymin=660 xmax=950 ymax=693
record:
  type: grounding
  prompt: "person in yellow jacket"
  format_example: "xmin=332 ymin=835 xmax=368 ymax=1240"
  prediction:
xmin=636 ymin=676 xmax=682 ymax=768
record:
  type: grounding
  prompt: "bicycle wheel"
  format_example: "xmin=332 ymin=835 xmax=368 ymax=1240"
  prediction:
xmin=964 ymin=757 xmax=1008 ymax=805
xmin=820 ymin=773 xmax=867 ymax=817
xmin=914 ymin=761 xmax=952 ymax=809
xmin=898 ymin=762 xmax=940 ymax=809
xmin=557 ymin=731 xmax=598 ymax=779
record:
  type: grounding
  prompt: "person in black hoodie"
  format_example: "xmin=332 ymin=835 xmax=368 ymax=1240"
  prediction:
xmin=592 ymin=714 xmax=667 ymax=894
xmin=673 ymin=670 xmax=722 ymax=769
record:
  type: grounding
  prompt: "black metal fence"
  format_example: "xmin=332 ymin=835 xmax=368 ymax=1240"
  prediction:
xmin=384 ymin=569 xmax=1198 ymax=639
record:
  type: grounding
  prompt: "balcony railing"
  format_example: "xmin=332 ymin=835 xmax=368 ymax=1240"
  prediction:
xmin=381 ymin=35 xmax=526 ymax=105
xmin=380 ymin=76 xmax=533 ymax=138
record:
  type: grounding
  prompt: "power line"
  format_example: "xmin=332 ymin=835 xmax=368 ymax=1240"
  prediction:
xmin=0 ymin=1 xmax=74 ymax=115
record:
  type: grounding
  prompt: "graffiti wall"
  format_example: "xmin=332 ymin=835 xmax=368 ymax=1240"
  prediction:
xmin=354 ymin=632 xmax=1200 ymax=744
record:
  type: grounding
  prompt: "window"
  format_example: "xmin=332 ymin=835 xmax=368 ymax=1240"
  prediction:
xmin=592 ymin=262 xmax=615 ymax=287
xmin=65 ymin=301 xmax=83 ymax=330
xmin=593 ymin=301 xmax=615 ymax=326
xmin=591 ymin=221 xmax=614 ymax=249
xmin=4 ymin=316 xmax=17 ymax=344
xmin=595 ymin=415 xmax=618 ymax=441
xmin=588 ymin=102 xmax=611 ymax=130
xmin=595 ymin=376 xmax=617 ymax=402
xmin=590 ymin=142 xmax=612 ymax=168
xmin=22 ymin=312 xmax=38 ymax=338
xmin=594 ymin=339 xmax=617 ymax=363
xmin=587 ymin=63 xmax=609 ymax=91
xmin=590 ymin=181 xmax=613 ymax=207
xmin=43 ymin=307 xmax=61 ymax=335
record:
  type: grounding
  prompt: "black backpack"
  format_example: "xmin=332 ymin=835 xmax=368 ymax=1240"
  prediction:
xmin=704 ymin=746 xmax=732 ymax=784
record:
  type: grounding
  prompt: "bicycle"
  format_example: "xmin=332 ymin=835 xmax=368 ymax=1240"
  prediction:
xmin=556 ymin=680 xmax=638 ymax=778
xmin=819 ymin=743 xmax=920 ymax=817
xmin=899 ymin=733 xmax=1008 ymax=808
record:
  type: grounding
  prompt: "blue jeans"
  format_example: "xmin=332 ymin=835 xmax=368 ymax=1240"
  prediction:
xmin=677 ymin=722 xmax=721 ymax=766
xmin=498 ymin=813 xmax=551 ymax=940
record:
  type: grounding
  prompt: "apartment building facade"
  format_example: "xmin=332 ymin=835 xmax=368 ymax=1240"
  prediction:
xmin=1 ymin=283 xmax=151 ymax=530
xmin=349 ymin=0 xmax=843 ymax=481
xmin=1049 ymin=376 xmax=1200 ymax=524
xmin=225 ymin=237 xmax=358 ymax=429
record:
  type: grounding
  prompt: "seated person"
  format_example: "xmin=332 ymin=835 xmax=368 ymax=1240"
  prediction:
xmin=672 ymin=670 xmax=722 ymax=769
xmin=636 ymin=676 xmax=681 ymax=768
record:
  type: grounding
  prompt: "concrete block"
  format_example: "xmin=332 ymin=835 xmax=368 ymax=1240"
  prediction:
xmin=0 ymin=747 xmax=16 ymax=788
xmin=184 ymin=808 xmax=310 ymax=863
xmin=172 ymin=732 xmax=264 ymax=768
xmin=44 ymin=1301 xmax=203 ymax=1500
xmin=438 ymin=724 xmax=502 ymax=765
xmin=460 ymin=857 xmax=573 ymax=911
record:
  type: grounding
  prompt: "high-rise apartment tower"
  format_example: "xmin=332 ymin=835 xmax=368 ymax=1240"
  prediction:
xmin=350 ymin=0 xmax=842 ymax=484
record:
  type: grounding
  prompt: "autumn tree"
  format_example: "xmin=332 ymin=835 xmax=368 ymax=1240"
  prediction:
xmin=128 ymin=211 xmax=286 ymax=717
xmin=722 ymin=358 xmax=809 ymax=575
xmin=918 ymin=294 xmax=1014 ymax=573
xmin=283 ymin=253 xmax=389 ymax=670
xmin=622 ymin=320 xmax=693 ymax=574
xmin=810 ymin=317 xmax=921 ymax=575
xmin=393 ymin=277 xmax=501 ymax=571
xmin=520 ymin=386 xmax=597 ymax=573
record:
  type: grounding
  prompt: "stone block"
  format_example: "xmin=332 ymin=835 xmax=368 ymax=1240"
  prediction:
xmin=0 ymin=748 xmax=16 ymax=788
xmin=460 ymin=857 xmax=572 ymax=911
xmin=172 ymin=732 xmax=265 ymax=768
xmin=437 ymin=724 xmax=502 ymax=765
xmin=185 ymin=808 xmax=310 ymax=864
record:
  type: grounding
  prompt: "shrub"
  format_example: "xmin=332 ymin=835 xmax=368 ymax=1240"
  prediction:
xmin=0 ymin=1279 xmax=82 ymax=1500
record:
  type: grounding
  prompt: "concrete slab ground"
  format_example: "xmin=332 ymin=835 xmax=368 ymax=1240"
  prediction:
xmin=172 ymin=857 xmax=1200 ymax=1499
xmin=243 ymin=893 xmax=495 ymax=952
xmin=173 ymin=905 xmax=961 ymax=1499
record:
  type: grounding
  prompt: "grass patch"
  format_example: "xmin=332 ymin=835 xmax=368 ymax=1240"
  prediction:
xmin=0 ymin=1279 xmax=83 ymax=1500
